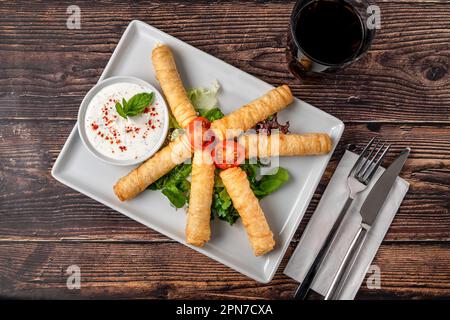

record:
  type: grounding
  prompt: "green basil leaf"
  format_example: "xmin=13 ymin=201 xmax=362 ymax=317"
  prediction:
xmin=115 ymin=102 xmax=127 ymax=119
xmin=125 ymin=109 xmax=143 ymax=117
xmin=122 ymin=98 xmax=128 ymax=113
xmin=126 ymin=92 xmax=154 ymax=116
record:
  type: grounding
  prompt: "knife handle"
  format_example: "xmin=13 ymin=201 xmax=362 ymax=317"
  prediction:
xmin=324 ymin=224 xmax=369 ymax=300
xmin=293 ymin=197 xmax=353 ymax=300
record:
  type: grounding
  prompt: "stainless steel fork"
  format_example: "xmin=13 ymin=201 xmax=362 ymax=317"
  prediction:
xmin=293 ymin=137 xmax=390 ymax=299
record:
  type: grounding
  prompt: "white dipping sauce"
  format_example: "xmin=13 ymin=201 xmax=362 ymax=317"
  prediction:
xmin=84 ymin=82 xmax=165 ymax=161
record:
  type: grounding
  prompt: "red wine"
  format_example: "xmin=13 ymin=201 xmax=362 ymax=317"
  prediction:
xmin=293 ymin=0 xmax=364 ymax=65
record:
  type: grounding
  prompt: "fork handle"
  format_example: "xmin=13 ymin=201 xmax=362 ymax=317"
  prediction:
xmin=293 ymin=197 xmax=353 ymax=299
xmin=324 ymin=225 xmax=369 ymax=300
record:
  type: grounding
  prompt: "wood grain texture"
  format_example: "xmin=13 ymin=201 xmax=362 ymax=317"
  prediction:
xmin=0 ymin=1 xmax=448 ymax=121
xmin=0 ymin=0 xmax=449 ymax=299
xmin=0 ymin=241 xmax=449 ymax=299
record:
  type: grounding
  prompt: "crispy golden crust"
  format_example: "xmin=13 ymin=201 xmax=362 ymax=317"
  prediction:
xmin=113 ymin=135 xmax=192 ymax=201
xmin=211 ymin=85 xmax=294 ymax=140
xmin=239 ymin=133 xmax=332 ymax=158
xmin=186 ymin=150 xmax=215 ymax=247
xmin=220 ymin=167 xmax=275 ymax=256
xmin=152 ymin=44 xmax=197 ymax=128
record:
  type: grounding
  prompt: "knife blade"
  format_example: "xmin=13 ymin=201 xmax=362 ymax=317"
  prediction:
xmin=360 ymin=147 xmax=410 ymax=227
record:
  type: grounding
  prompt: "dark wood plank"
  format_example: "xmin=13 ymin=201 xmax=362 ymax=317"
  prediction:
xmin=0 ymin=1 xmax=448 ymax=121
xmin=0 ymin=119 xmax=448 ymax=241
xmin=0 ymin=241 xmax=449 ymax=299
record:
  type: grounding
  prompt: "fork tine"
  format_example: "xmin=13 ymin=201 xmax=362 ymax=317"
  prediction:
xmin=348 ymin=137 xmax=377 ymax=177
xmin=363 ymin=144 xmax=391 ymax=183
xmin=359 ymin=142 xmax=385 ymax=179
xmin=357 ymin=138 xmax=380 ymax=177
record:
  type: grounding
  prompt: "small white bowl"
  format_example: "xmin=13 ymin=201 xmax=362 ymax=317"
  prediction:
xmin=78 ymin=76 xmax=169 ymax=166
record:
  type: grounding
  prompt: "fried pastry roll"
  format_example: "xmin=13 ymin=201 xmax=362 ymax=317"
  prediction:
xmin=152 ymin=44 xmax=197 ymax=128
xmin=113 ymin=135 xmax=192 ymax=201
xmin=211 ymin=85 xmax=294 ymax=140
xmin=186 ymin=149 xmax=215 ymax=247
xmin=239 ymin=133 xmax=332 ymax=158
xmin=220 ymin=167 xmax=275 ymax=256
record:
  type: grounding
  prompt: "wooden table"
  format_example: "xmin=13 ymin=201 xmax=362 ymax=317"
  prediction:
xmin=0 ymin=0 xmax=449 ymax=299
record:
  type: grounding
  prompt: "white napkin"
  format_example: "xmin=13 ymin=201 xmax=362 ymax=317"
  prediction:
xmin=284 ymin=150 xmax=409 ymax=299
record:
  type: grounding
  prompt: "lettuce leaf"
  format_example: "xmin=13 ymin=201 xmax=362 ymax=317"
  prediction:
xmin=148 ymin=164 xmax=192 ymax=208
xmin=253 ymin=167 xmax=289 ymax=198
xmin=187 ymin=80 xmax=220 ymax=112
xmin=162 ymin=185 xmax=187 ymax=208
xmin=199 ymin=107 xmax=224 ymax=122
xmin=211 ymin=170 xmax=240 ymax=225
xmin=242 ymin=163 xmax=289 ymax=198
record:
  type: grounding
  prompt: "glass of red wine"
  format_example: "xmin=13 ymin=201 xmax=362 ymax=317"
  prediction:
xmin=287 ymin=0 xmax=376 ymax=78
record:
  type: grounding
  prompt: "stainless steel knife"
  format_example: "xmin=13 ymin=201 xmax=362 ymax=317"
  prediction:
xmin=325 ymin=147 xmax=410 ymax=300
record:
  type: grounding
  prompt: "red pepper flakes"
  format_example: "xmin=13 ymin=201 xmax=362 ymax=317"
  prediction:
xmin=91 ymin=123 xmax=99 ymax=130
xmin=119 ymin=146 xmax=127 ymax=152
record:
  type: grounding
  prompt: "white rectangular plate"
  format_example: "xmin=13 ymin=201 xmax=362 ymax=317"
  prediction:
xmin=52 ymin=20 xmax=344 ymax=283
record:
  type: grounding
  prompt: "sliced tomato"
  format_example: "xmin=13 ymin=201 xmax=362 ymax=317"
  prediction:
xmin=202 ymin=129 xmax=216 ymax=150
xmin=211 ymin=140 xmax=245 ymax=170
xmin=186 ymin=117 xmax=212 ymax=150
